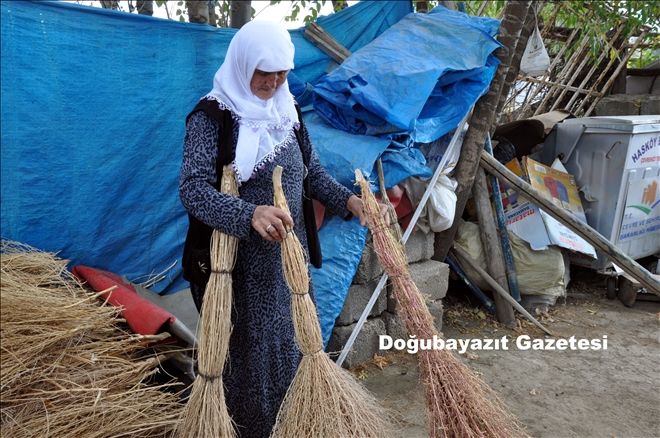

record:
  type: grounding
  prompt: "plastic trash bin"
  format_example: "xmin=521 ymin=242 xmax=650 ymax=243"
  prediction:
xmin=544 ymin=115 xmax=660 ymax=272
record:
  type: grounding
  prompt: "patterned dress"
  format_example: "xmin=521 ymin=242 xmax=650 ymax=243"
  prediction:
xmin=179 ymin=104 xmax=353 ymax=438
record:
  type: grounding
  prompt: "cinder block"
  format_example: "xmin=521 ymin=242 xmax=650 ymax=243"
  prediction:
xmin=327 ymin=317 xmax=386 ymax=369
xmin=594 ymin=95 xmax=641 ymax=116
xmin=404 ymin=230 xmax=435 ymax=264
xmin=428 ymin=299 xmax=444 ymax=333
xmin=382 ymin=310 xmax=408 ymax=339
xmin=335 ymin=279 xmax=387 ymax=326
xmin=641 ymin=95 xmax=660 ymax=116
xmin=386 ymin=260 xmax=449 ymax=312
xmin=353 ymin=236 xmax=383 ymax=285
xmin=382 ymin=300 xmax=443 ymax=340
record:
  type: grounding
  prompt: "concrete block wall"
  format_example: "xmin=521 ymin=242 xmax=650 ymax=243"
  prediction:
xmin=594 ymin=94 xmax=660 ymax=116
xmin=328 ymin=229 xmax=449 ymax=368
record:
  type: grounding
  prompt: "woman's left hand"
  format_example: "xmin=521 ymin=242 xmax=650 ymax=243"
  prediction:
xmin=346 ymin=195 xmax=391 ymax=227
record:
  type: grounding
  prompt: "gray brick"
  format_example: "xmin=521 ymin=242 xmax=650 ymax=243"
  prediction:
xmin=594 ymin=95 xmax=641 ymax=116
xmin=335 ymin=279 xmax=387 ymax=326
xmin=382 ymin=310 xmax=408 ymax=339
xmin=382 ymin=300 xmax=443 ymax=341
xmin=327 ymin=317 xmax=386 ymax=369
xmin=404 ymin=230 xmax=435 ymax=264
xmin=640 ymin=95 xmax=660 ymax=116
xmin=353 ymin=236 xmax=383 ymax=284
xmin=386 ymin=260 xmax=449 ymax=312
xmin=428 ymin=299 xmax=444 ymax=333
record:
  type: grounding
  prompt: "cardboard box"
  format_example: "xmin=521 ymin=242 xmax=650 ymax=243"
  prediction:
xmin=500 ymin=157 xmax=596 ymax=257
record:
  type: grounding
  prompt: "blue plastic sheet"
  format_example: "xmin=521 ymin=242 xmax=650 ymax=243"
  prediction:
xmin=311 ymin=215 xmax=368 ymax=346
xmin=0 ymin=0 xmax=408 ymax=294
xmin=313 ymin=6 xmax=500 ymax=143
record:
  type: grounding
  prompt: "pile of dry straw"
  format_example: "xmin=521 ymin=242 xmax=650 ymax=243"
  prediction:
xmin=1 ymin=240 xmax=181 ymax=437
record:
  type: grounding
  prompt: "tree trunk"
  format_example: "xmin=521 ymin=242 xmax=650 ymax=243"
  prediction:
xmin=100 ymin=0 xmax=119 ymax=9
xmin=415 ymin=1 xmax=429 ymax=12
xmin=187 ymin=0 xmax=210 ymax=24
xmin=208 ymin=1 xmax=218 ymax=27
xmin=433 ymin=0 xmax=532 ymax=261
xmin=136 ymin=0 xmax=153 ymax=16
xmin=495 ymin=1 xmax=544 ymax=119
xmin=230 ymin=1 xmax=251 ymax=29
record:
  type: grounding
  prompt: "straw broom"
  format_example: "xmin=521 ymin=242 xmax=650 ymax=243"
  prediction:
xmin=176 ymin=165 xmax=238 ymax=438
xmin=270 ymin=165 xmax=391 ymax=438
xmin=1 ymin=240 xmax=181 ymax=437
xmin=355 ymin=169 xmax=527 ymax=438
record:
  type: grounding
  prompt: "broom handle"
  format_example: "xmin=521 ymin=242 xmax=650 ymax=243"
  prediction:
xmin=337 ymin=112 xmax=471 ymax=367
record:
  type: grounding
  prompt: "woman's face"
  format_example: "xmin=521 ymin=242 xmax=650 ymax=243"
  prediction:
xmin=250 ymin=69 xmax=289 ymax=100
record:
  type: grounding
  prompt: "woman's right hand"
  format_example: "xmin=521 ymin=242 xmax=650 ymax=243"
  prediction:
xmin=252 ymin=205 xmax=294 ymax=241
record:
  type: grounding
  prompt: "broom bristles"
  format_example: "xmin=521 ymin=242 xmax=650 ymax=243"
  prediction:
xmin=271 ymin=165 xmax=392 ymax=438
xmin=176 ymin=165 xmax=238 ymax=438
xmin=272 ymin=353 xmax=390 ymax=437
xmin=176 ymin=378 xmax=235 ymax=438
xmin=355 ymin=169 xmax=527 ymax=438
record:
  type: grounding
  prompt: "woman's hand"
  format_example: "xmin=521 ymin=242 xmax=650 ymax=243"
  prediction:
xmin=252 ymin=205 xmax=293 ymax=241
xmin=346 ymin=195 xmax=391 ymax=227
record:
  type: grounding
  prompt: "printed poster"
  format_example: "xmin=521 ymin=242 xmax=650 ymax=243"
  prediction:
xmin=619 ymin=176 xmax=660 ymax=242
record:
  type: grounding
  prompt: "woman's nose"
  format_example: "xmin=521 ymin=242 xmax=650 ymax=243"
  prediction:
xmin=267 ymin=74 xmax=278 ymax=87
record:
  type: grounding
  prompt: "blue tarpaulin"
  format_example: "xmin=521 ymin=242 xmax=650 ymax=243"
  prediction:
xmin=0 ymin=0 xmax=409 ymax=295
xmin=1 ymin=0 xmax=499 ymax=346
xmin=313 ymin=6 xmax=500 ymax=143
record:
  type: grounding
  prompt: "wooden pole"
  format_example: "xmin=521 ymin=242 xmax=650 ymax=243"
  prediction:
xmin=584 ymin=29 xmax=649 ymax=116
xmin=451 ymin=245 xmax=554 ymax=336
xmin=548 ymin=42 xmax=595 ymax=112
xmin=472 ymin=168 xmax=516 ymax=325
xmin=533 ymin=33 xmax=590 ymax=116
xmin=520 ymin=77 xmax=604 ymax=97
xmin=480 ymin=151 xmax=660 ymax=295
xmin=485 ymin=137 xmax=521 ymax=302
xmin=517 ymin=26 xmax=580 ymax=118
xmin=564 ymin=25 xmax=625 ymax=109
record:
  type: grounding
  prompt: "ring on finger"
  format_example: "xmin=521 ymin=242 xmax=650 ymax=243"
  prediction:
xmin=266 ymin=223 xmax=274 ymax=233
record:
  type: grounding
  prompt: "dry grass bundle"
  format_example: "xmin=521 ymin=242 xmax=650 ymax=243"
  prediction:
xmin=0 ymin=240 xmax=181 ymax=438
xmin=355 ymin=169 xmax=527 ymax=438
xmin=176 ymin=166 xmax=238 ymax=438
xmin=270 ymin=166 xmax=391 ymax=438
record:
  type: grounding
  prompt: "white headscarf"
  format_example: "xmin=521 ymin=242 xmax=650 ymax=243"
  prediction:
xmin=205 ymin=20 xmax=298 ymax=183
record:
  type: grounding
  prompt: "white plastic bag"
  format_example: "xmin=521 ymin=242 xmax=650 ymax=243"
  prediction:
xmin=400 ymin=175 xmax=457 ymax=233
xmin=520 ymin=25 xmax=550 ymax=77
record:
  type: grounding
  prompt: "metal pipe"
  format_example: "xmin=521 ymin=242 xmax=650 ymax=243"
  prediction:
xmin=445 ymin=254 xmax=496 ymax=313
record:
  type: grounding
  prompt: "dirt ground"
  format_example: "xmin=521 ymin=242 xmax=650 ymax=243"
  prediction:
xmin=357 ymin=269 xmax=660 ymax=438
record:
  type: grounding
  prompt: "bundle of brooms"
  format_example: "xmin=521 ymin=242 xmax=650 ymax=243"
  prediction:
xmin=270 ymin=165 xmax=391 ymax=438
xmin=355 ymin=169 xmax=527 ymax=438
xmin=176 ymin=165 xmax=238 ymax=438
xmin=0 ymin=240 xmax=181 ymax=438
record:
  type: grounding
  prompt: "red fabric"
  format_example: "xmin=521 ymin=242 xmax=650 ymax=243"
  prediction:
xmin=72 ymin=265 xmax=175 ymax=335
xmin=376 ymin=185 xmax=414 ymax=230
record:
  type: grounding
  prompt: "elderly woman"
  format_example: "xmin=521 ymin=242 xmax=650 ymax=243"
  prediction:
xmin=179 ymin=21 xmax=368 ymax=437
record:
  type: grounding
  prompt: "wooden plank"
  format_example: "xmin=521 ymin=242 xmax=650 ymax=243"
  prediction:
xmin=480 ymin=151 xmax=660 ymax=295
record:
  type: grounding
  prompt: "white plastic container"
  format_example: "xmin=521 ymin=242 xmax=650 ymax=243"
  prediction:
xmin=547 ymin=116 xmax=660 ymax=271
